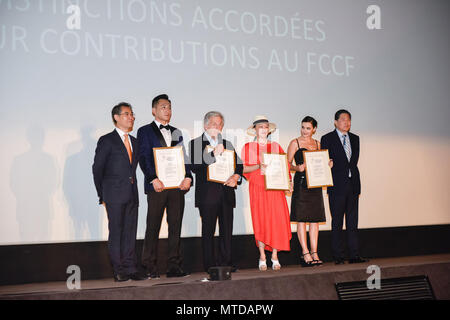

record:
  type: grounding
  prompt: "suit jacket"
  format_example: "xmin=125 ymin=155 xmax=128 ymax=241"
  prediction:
xmin=92 ymin=130 xmax=139 ymax=205
xmin=189 ymin=133 xmax=243 ymax=208
xmin=137 ymin=121 xmax=192 ymax=194
xmin=320 ymin=130 xmax=361 ymax=196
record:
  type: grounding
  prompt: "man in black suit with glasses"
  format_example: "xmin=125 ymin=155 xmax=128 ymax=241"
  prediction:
xmin=92 ymin=102 xmax=146 ymax=281
xmin=321 ymin=109 xmax=368 ymax=265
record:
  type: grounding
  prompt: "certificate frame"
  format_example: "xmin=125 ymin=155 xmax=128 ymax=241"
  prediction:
xmin=207 ymin=149 xmax=236 ymax=184
xmin=153 ymin=146 xmax=186 ymax=189
xmin=302 ymin=149 xmax=334 ymax=189
xmin=262 ymin=152 xmax=290 ymax=191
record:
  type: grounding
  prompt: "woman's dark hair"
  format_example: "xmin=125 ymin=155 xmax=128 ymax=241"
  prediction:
xmin=301 ymin=116 xmax=318 ymax=128
xmin=334 ymin=109 xmax=351 ymax=121
xmin=111 ymin=102 xmax=132 ymax=124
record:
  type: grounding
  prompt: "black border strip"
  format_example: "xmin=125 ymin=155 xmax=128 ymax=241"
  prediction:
xmin=1 ymin=224 xmax=449 ymax=285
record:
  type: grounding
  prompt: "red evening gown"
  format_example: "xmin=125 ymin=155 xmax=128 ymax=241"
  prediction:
xmin=241 ymin=142 xmax=292 ymax=252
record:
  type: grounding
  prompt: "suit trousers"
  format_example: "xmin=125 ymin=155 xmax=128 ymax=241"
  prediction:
xmin=199 ymin=198 xmax=234 ymax=272
xmin=105 ymin=200 xmax=138 ymax=275
xmin=328 ymin=179 xmax=360 ymax=259
xmin=142 ymin=189 xmax=185 ymax=272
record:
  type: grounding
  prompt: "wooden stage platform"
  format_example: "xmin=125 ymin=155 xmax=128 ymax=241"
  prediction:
xmin=1 ymin=254 xmax=449 ymax=300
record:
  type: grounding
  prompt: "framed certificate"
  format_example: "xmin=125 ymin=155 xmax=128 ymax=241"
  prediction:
xmin=263 ymin=153 xmax=290 ymax=191
xmin=153 ymin=146 xmax=186 ymax=189
xmin=303 ymin=149 xmax=333 ymax=188
xmin=207 ymin=149 xmax=236 ymax=183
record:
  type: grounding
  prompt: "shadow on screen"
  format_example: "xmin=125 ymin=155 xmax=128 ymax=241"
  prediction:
xmin=63 ymin=125 xmax=102 ymax=241
xmin=10 ymin=125 xmax=57 ymax=243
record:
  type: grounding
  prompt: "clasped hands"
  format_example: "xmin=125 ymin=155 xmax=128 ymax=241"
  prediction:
xmin=152 ymin=177 xmax=192 ymax=192
xmin=223 ymin=174 xmax=240 ymax=188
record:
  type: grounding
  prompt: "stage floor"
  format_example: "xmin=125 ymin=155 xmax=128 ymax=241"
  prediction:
xmin=1 ymin=254 xmax=449 ymax=300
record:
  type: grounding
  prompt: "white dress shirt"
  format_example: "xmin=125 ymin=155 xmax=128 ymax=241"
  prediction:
xmin=152 ymin=121 xmax=191 ymax=185
xmin=204 ymin=131 xmax=219 ymax=148
xmin=115 ymin=127 xmax=133 ymax=152
xmin=335 ymin=128 xmax=351 ymax=177
xmin=335 ymin=129 xmax=351 ymax=155
xmin=154 ymin=120 xmax=172 ymax=147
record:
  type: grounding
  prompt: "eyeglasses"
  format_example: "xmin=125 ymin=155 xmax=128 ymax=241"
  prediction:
xmin=119 ymin=112 xmax=136 ymax=117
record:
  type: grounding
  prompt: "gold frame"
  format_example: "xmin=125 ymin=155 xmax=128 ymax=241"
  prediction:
xmin=262 ymin=152 xmax=290 ymax=191
xmin=207 ymin=149 xmax=236 ymax=184
xmin=302 ymin=149 xmax=334 ymax=189
xmin=153 ymin=146 xmax=186 ymax=190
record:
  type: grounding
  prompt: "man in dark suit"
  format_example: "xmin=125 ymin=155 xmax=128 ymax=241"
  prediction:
xmin=320 ymin=109 xmax=368 ymax=264
xmin=92 ymin=102 xmax=146 ymax=281
xmin=189 ymin=111 xmax=243 ymax=272
xmin=138 ymin=94 xmax=192 ymax=278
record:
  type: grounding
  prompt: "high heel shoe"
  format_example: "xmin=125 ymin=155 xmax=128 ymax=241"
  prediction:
xmin=271 ymin=259 xmax=281 ymax=271
xmin=300 ymin=252 xmax=314 ymax=267
xmin=310 ymin=252 xmax=323 ymax=266
xmin=259 ymin=259 xmax=267 ymax=271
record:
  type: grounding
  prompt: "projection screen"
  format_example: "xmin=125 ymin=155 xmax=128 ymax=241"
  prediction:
xmin=1 ymin=0 xmax=449 ymax=245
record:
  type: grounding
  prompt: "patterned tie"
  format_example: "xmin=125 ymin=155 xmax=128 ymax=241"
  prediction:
xmin=343 ymin=134 xmax=351 ymax=162
xmin=124 ymin=133 xmax=132 ymax=163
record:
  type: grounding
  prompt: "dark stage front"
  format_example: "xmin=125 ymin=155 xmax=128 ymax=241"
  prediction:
xmin=1 ymin=224 xmax=450 ymax=286
xmin=1 ymin=254 xmax=449 ymax=300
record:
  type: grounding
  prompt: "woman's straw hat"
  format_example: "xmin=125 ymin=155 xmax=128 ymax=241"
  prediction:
xmin=246 ymin=115 xmax=277 ymax=136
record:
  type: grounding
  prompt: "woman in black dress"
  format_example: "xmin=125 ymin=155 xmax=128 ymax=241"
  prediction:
xmin=287 ymin=116 xmax=332 ymax=267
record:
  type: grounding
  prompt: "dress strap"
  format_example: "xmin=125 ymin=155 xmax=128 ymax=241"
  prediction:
xmin=296 ymin=138 xmax=301 ymax=150
xmin=315 ymin=139 xmax=319 ymax=150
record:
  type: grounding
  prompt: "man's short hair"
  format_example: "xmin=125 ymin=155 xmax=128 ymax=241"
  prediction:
xmin=204 ymin=111 xmax=224 ymax=126
xmin=334 ymin=109 xmax=352 ymax=121
xmin=152 ymin=94 xmax=171 ymax=108
xmin=111 ymin=102 xmax=132 ymax=124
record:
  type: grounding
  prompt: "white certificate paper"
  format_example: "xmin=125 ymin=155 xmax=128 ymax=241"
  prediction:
xmin=263 ymin=153 xmax=290 ymax=191
xmin=153 ymin=146 xmax=186 ymax=189
xmin=207 ymin=149 xmax=236 ymax=183
xmin=303 ymin=150 xmax=333 ymax=188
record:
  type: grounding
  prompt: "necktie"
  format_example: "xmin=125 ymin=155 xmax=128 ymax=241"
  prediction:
xmin=124 ymin=133 xmax=132 ymax=163
xmin=343 ymin=134 xmax=351 ymax=162
xmin=159 ymin=124 xmax=170 ymax=131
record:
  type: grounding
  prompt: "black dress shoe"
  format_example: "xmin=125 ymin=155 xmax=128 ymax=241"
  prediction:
xmin=113 ymin=274 xmax=130 ymax=282
xmin=348 ymin=256 xmax=369 ymax=264
xmin=334 ymin=258 xmax=346 ymax=265
xmin=146 ymin=271 xmax=160 ymax=279
xmin=167 ymin=269 xmax=190 ymax=278
xmin=129 ymin=272 xmax=148 ymax=281
xmin=144 ymin=268 xmax=160 ymax=279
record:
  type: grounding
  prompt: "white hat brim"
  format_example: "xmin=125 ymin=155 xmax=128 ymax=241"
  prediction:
xmin=247 ymin=122 xmax=277 ymax=136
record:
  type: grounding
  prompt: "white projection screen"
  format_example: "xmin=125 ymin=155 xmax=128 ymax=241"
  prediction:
xmin=1 ymin=0 xmax=449 ymax=245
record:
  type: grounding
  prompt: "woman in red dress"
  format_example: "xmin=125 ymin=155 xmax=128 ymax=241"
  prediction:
xmin=241 ymin=116 xmax=292 ymax=271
